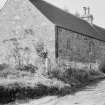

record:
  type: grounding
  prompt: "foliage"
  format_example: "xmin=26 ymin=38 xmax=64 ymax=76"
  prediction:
xmin=16 ymin=64 xmax=38 ymax=73
xmin=99 ymin=59 xmax=105 ymax=73
xmin=89 ymin=69 xmax=102 ymax=76
xmin=48 ymin=61 xmax=104 ymax=86
xmin=0 ymin=63 xmax=9 ymax=71
xmin=24 ymin=28 xmax=34 ymax=37
xmin=0 ymin=82 xmax=69 ymax=104
xmin=35 ymin=41 xmax=48 ymax=59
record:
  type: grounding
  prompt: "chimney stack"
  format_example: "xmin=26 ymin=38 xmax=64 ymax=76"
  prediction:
xmin=81 ymin=6 xmax=94 ymax=24
xmin=89 ymin=15 xmax=94 ymax=24
xmin=87 ymin=7 xmax=90 ymax=15
xmin=83 ymin=7 xmax=87 ymax=15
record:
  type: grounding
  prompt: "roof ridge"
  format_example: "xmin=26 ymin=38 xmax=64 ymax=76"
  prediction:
xmin=89 ymin=24 xmax=103 ymax=37
xmin=30 ymin=0 xmax=105 ymax=42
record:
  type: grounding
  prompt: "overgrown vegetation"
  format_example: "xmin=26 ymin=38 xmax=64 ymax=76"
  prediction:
xmin=99 ymin=59 xmax=105 ymax=73
xmin=48 ymin=62 xmax=105 ymax=86
xmin=0 ymin=60 xmax=104 ymax=104
xmin=0 ymin=63 xmax=9 ymax=71
xmin=0 ymin=82 xmax=70 ymax=104
xmin=0 ymin=40 xmax=105 ymax=104
xmin=16 ymin=64 xmax=38 ymax=73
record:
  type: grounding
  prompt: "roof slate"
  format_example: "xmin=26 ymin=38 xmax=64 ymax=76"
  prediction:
xmin=29 ymin=0 xmax=105 ymax=42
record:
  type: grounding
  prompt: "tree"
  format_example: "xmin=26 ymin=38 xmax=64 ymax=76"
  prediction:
xmin=34 ymin=41 xmax=52 ymax=74
xmin=11 ymin=38 xmax=22 ymax=66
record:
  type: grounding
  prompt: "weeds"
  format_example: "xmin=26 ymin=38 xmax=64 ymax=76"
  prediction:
xmin=48 ymin=63 xmax=105 ymax=86
xmin=0 ymin=59 xmax=105 ymax=104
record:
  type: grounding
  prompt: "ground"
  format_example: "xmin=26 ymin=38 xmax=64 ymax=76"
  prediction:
xmin=15 ymin=79 xmax=105 ymax=105
xmin=0 ymin=65 xmax=105 ymax=105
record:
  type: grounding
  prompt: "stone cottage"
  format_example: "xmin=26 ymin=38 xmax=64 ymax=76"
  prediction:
xmin=0 ymin=0 xmax=105 ymax=68
xmin=30 ymin=0 xmax=105 ymax=66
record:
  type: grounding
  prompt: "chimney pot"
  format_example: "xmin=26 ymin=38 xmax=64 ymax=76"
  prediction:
xmin=83 ymin=7 xmax=87 ymax=15
xmin=88 ymin=7 xmax=90 ymax=15
xmin=81 ymin=7 xmax=94 ymax=24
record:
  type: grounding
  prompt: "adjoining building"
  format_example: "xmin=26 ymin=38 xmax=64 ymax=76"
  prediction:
xmin=30 ymin=0 xmax=105 ymax=65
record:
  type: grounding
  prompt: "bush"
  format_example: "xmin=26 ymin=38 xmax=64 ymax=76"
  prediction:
xmin=16 ymin=64 xmax=38 ymax=73
xmin=0 ymin=63 xmax=9 ymax=71
xmin=89 ymin=69 xmax=101 ymax=76
xmin=49 ymin=66 xmax=89 ymax=85
xmin=99 ymin=60 xmax=105 ymax=73
xmin=0 ymin=80 xmax=70 ymax=104
xmin=48 ymin=62 xmax=104 ymax=87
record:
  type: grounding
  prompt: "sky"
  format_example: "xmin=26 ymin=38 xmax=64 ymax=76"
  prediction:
xmin=45 ymin=0 xmax=105 ymax=28
xmin=0 ymin=0 xmax=105 ymax=28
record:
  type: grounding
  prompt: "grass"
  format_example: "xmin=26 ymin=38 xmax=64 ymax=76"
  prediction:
xmin=48 ymin=65 xmax=105 ymax=85
xmin=0 ymin=66 xmax=70 ymax=104
xmin=0 ymin=78 xmax=70 ymax=104
xmin=0 ymin=83 xmax=61 ymax=104
xmin=0 ymin=63 xmax=105 ymax=104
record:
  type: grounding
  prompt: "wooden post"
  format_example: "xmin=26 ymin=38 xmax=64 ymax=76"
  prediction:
xmin=45 ymin=57 xmax=51 ymax=73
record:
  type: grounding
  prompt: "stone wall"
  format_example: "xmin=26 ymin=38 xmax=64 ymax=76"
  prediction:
xmin=57 ymin=26 xmax=105 ymax=65
xmin=0 ymin=0 xmax=55 ymax=64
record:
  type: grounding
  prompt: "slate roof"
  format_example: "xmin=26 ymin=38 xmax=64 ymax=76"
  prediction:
xmin=29 ymin=0 xmax=105 ymax=42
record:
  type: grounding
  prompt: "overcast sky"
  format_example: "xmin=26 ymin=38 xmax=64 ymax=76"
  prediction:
xmin=0 ymin=0 xmax=105 ymax=28
xmin=45 ymin=0 xmax=105 ymax=28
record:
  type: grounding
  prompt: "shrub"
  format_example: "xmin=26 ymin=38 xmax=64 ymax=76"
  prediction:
xmin=0 ymin=63 xmax=9 ymax=71
xmin=0 ymin=80 xmax=70 ymax=104
xmin=35 ymin=41 xmax=48 ymax=59
xmin=48 ymin=65 xmax=81 ymax=85
xmin=89 ymin=69 xmax=101 ymax=76
xmin=99 ymin=60 xmax=105 ymax=73
xmin=16 ymin=64 xmax=38 ymax=73
xmin=48 ymin=62 xmax=104 ymax=86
